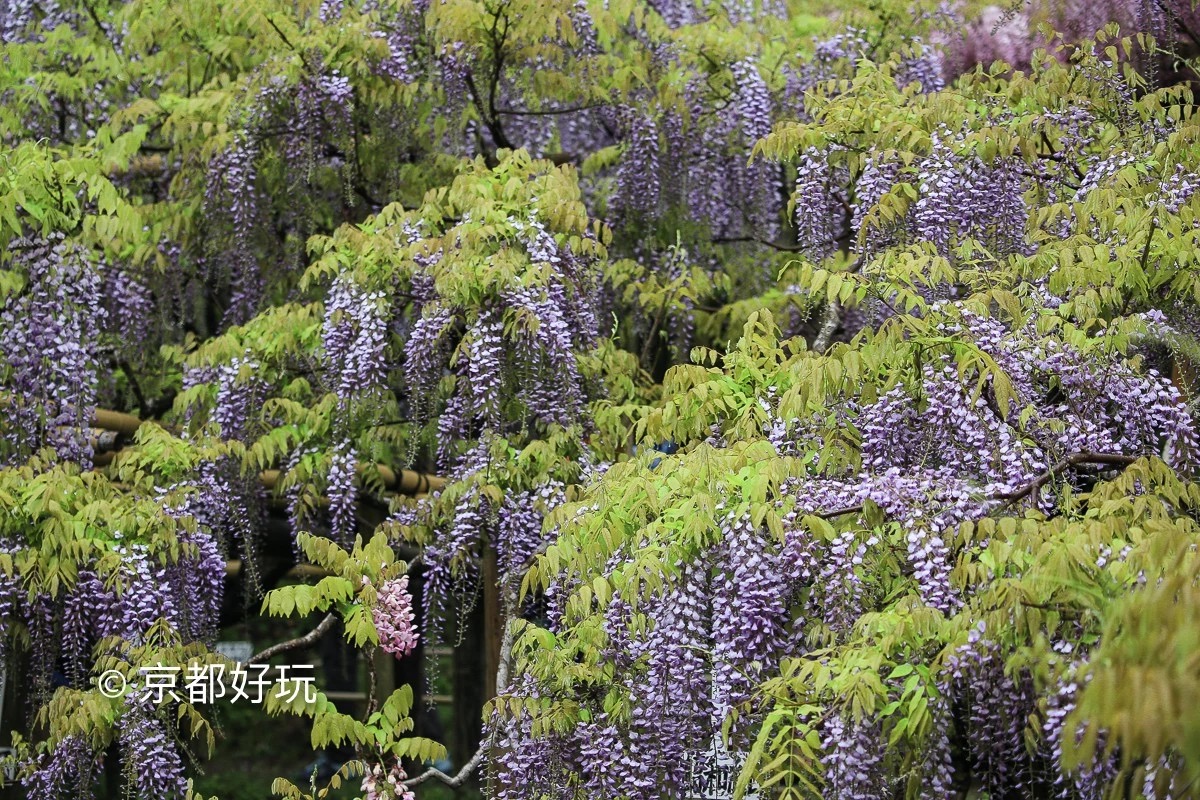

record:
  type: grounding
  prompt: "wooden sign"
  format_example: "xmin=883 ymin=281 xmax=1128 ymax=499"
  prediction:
xmin=684 ymin=737 xmax=759 ymax=800
xmin=214 ymin=640 xmax=254 ymax=664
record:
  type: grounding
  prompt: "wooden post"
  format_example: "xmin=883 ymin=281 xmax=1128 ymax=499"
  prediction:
xmin=373 ymin=646 xmax=396 ymax=708
xmin=451 ymin=594 xmax=485 ymax=772
xmin=482 ymin=548 xmax=504 ymax=795
xmin=482 ymin=550 xmax=502 ymax=702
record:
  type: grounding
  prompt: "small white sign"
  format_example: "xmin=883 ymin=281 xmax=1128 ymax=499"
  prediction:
xmin=214 ymin=640 xmax=255 ymax=664
xmin=0 ymin=746 xmax=16 ymax=782
xmin=684 ymin=737 xmax=759 ymax=800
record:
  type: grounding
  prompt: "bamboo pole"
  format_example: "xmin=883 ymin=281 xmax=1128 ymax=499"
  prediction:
xmin=89 ymin=407 xmax=444 ymax=498
xmin=225 ymin=560 xmax=332 ymax=580
xmin=259 ymin=466 xmax=445 ymax=495
xmin=91 ymin=409 xmax=143 ymax=437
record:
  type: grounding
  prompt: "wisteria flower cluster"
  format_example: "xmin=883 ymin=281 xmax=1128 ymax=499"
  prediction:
xmin=373 ymin=575 xmax=419 ymax=657
xmin=361 ymin=760 xmax=415 ymax=800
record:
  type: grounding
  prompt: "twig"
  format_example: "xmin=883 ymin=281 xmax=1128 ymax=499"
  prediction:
xmin=639 ymin=290 xmax=677 ymax=367
xmin=264 ymin=14 xmax=298 ymax=53
xmin=495 ymin=103 xmax=604 ymax=117
xmin=402 ymin=738 xmax=488 ymax=789
xmin=818 ymin=504 xmax=864 ymax=519
xmin=115 ymin=357 xmax=149 ymax=419
xmin=812 ymin=258 xmax=863 ymax=353
xmin=711 ymin=235 xmax=804 ymax=252
xmin=246 ymin=613 xmax=336 ymax=665
xmin=81 ymin=0 xmax=122 ymax=59
xmin=365 ymin=645 xmax=378 ymax=716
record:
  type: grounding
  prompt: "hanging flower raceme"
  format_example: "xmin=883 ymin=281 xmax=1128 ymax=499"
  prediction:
xmin=373 ymin=575 xmax=419 ymax=657
xmin=323 ymin=273 xmax=391 ymax=399
xmin=613 ymin=105 xmax=662 ymax=223
xmin=319 ymin=273 xmax=392 ymax=543
xmin=361 ymin=760 xmax=415 ymax=800
xmin=118 ymin=693 xmax=190 ymax=800
xmin=396 ymin=168 xmax=604 ymax=473
xmin=204 ymin=136 xmax=263 ymax=327
xmin=0 ymin=233 xmax=103 ymax=465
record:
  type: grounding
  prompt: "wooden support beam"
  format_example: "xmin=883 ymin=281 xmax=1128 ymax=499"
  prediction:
xmin=259 ymin=466 xmax=444 ymax=496
xmin=88 ymin=407 xmax=444 ymax=498
xmin=91 ymin=409 xmax=144 ymax=437
xmin=225 ymin=560 xmax=332 ymax=580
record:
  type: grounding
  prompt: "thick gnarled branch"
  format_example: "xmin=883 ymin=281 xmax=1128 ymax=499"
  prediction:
xmin=995 ymin=451 xmax=1139 ymax=506
xmin=814 ymin=451 xmax=1143 ymax=521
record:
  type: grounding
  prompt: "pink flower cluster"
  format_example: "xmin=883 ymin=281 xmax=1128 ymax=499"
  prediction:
xmin=373 ymin=576 xmax=419 ymax=657
xmin=361 ymin=761 xmax=415 ymax=800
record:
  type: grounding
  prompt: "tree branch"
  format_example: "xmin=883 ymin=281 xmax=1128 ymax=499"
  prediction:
xmin=246 ymin=613 xmax=337 ymax=665
xmin=495 ymin=103 xmax=605 ymax=117
xmin=818 ymin=504 xmax=864 ymax=519
xmin=811 ymin=298 xmax=843 ymax=353
xmin=402 ymin=737 xmax=488 ymax=788
xmin=811 ymin=452 xmax=1141 ymax=521
xmin=994 ymin=452 xmax=1139 ymax=506
xmin=710 ymin=235 xmax=804 ymax=252
xmin=81 ymin=0 xmax=122 ymax=59
xmin=811 ymin=258 xmax=863 ymax=353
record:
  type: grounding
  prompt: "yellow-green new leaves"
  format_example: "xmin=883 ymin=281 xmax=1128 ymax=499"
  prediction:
xmin=265 ymin=683 xmax=445 ymax=765
xmin=0 ymin=458 xmax=192 ymax=599
xmin=0 ymin=139 xmax=141 ymax=253
xmin=1067 ymin=573 xmax=1200 ymax=791
xmin=262 ymin=531 xmax=404 ymax=646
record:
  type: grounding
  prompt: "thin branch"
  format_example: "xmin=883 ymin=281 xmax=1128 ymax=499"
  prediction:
xmin=115 ymin=357 xmax=149 ymax=419
xmin=812 ymin=258 xmax=863 ymax=353
xmin=711 ymin=235 xmax=804 ymax=252
xmin=81 ymin=0 xmax=122 ymax=59
xmin=818 ymin=504 xmax=864 ymax=519
xmin=811 ymin=452 xmax=1141 ymax=521
xmin=264 ymin=14 xmax=298 ymax=53
xmin=495 ymin=103 xmax=605 ymax=117
xmin=639 ymin=290 xmax=678 ymax=367
xmin=464 ymin=70 xmax=512 ymax=153
xmin=403 ymin=743 xmax=487 ymax=789
xmin=994 ymin=452 xmax=1139 ymax=507
xmin=365 ymin=645 xmax=379 ymax=717
xmin=1139 ymin=220 xmax=1159 ymax=276
xmin=246 ymin=613 xmax=336 ymax=665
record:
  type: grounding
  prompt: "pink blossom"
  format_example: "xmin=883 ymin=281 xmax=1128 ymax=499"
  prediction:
xmin=374 ymin=576 xmax=419 ymax=657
